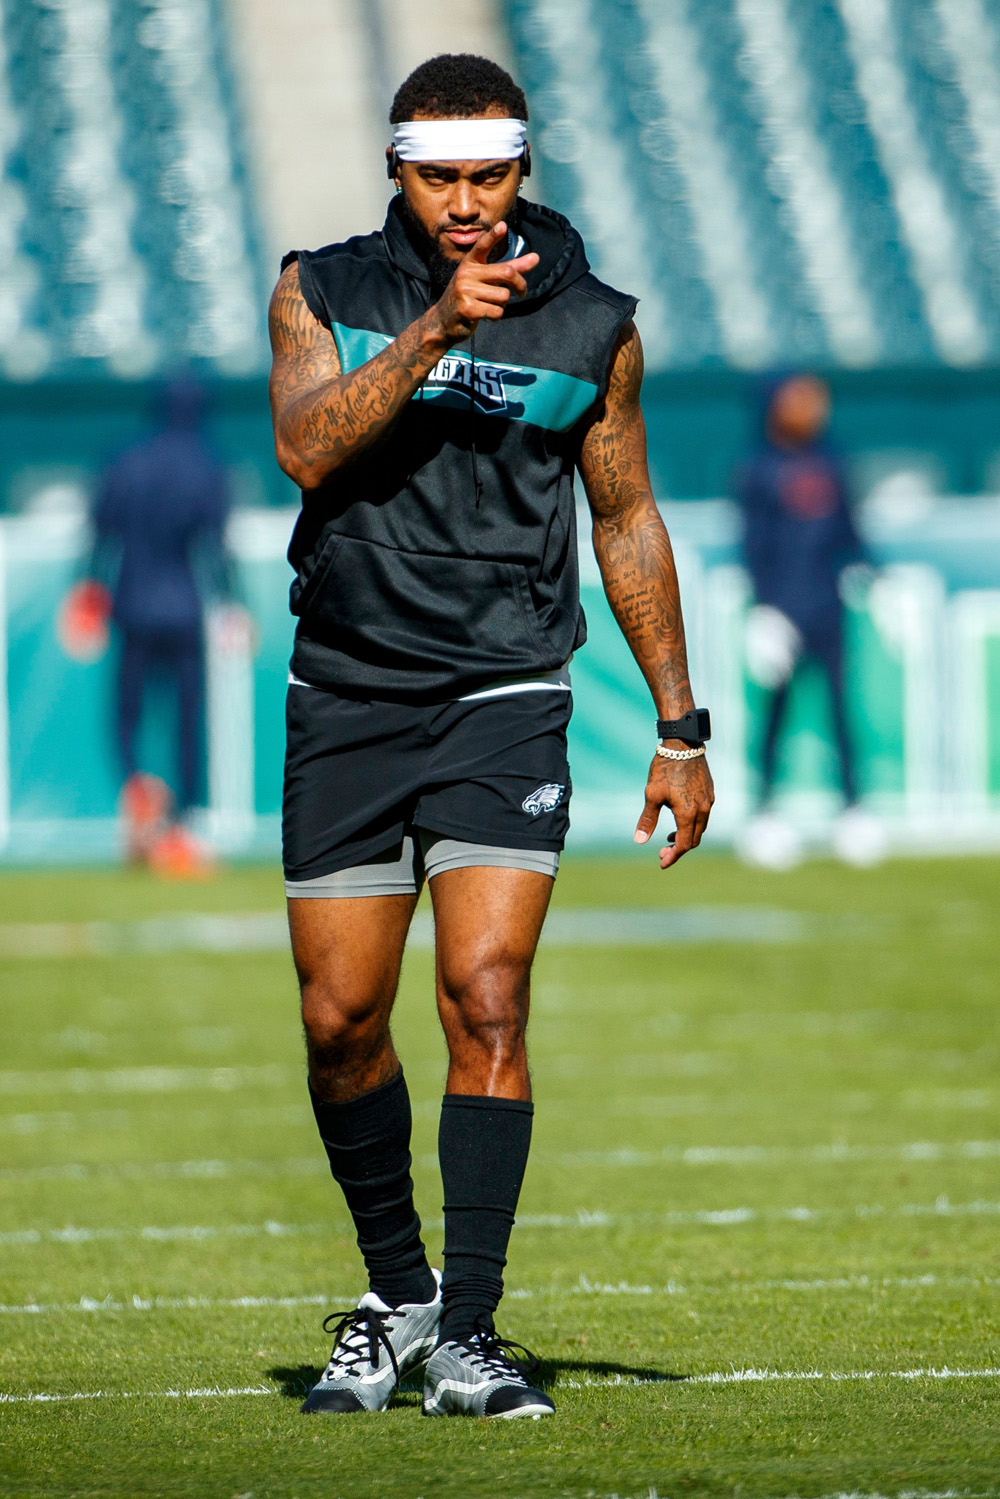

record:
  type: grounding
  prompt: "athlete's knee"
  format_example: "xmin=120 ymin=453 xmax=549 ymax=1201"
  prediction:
xmin=299 ymin=976 xmax=388 ymax=1065
xmin=439 ymin=954 xmax=530 ymax=1063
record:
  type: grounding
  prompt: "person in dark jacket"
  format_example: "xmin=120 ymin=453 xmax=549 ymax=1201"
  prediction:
xmin=738 ymin=374 xmax=864 ymax=813
xmin=80 ymin=379 xmax=234 ymax=870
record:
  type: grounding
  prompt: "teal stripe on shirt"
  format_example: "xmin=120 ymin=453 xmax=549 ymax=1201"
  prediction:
xmin=332 ymin=324 xmax=394 ymax=369
xmin=330 ymin=321 xmax=598 ymax=434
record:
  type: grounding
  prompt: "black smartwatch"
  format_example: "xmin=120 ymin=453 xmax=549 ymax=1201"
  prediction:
xmin=656 ymin=709 xmax=711 ymax=747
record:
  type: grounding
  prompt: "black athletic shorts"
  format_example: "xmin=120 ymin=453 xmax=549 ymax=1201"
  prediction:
xmin=282 ymin=683 xmax=573 ymax=883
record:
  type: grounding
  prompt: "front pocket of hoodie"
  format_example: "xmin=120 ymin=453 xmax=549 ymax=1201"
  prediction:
xmin=298 ymin=536 xmax=550 ymax=673
xmin=289 ymin=529 xmax=346 ymax=618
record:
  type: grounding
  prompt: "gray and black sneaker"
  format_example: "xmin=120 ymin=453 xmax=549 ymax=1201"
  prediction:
xmin=422 ymin=1323 xmax=555 ymax=1420
xmin=301 ymin=1270 xmax=442 ymax=1414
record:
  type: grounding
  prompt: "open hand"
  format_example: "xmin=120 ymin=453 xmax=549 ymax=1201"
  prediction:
xmin=431 ymin=222 xmax=540 ymax=342
xmin=634 ymin=754 xmax=715 ymax=869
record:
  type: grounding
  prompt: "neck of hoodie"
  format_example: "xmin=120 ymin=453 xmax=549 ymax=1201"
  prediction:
xmin=381 ymin=194 xmax=593 ymax=514
xmin=381 ymin=194 xmax=591 ymax=309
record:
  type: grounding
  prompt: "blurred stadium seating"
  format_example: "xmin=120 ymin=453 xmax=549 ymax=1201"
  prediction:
xmin=507 ymin=0 xmax=1000 ymax=371
xmin=0 ymin=0 xmax=268 ymax=382
xmin=7 ymin=0 xmax=1000 ymax=384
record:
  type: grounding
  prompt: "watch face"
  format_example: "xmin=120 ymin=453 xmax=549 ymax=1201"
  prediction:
xmin=657 ymin=711 xmax=710 ymax=744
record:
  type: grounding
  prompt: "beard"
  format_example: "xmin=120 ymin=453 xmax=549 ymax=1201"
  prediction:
xmin=397 ymin=195 xmax=460 ymax=297
xmin=398 ymin=193 xmax=520 ymax=298
xmin=426 ymin=246 xmax=461 ymax=302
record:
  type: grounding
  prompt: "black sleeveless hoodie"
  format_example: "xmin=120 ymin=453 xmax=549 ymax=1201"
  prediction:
xmin=283 ymin=196 xmax=636 ymax=700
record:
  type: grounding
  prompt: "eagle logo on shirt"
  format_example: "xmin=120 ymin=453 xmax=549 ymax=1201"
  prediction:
xmin=425 ymin=355 xmax=511 ymax=414
xmin=522 ymin=782 xmax=565 ymax=816
xmin=424 ymin=356 xmax=535 ymax=417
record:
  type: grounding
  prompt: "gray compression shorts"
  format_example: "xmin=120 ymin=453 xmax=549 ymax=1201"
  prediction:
xmin=284 ymin=828 xmax=560 ymax=898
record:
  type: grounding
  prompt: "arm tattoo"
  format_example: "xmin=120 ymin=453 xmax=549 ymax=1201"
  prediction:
xmin=267 ymin=262 xmax=446 ymax=488
xmin=578 ymin=322 xmax=695 ymax=717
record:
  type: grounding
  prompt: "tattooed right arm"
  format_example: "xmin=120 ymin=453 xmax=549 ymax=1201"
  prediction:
xmin=268 ymin=261 xmax=449 ymax=489
xmin=268 ymin=224 xmax=539 ymax=490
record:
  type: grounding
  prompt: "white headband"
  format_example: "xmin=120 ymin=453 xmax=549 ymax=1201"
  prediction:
xmin=392 ymin=117 xmax=527 ymax=162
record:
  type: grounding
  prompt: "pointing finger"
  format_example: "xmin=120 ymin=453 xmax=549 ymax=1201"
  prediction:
xmin=466 ymin=222 xmax=508 ymax=263
xmin=466 ymin=261 xmax=529 ymax=296
xmin=483 ymin=266 xmax=528 ymax=298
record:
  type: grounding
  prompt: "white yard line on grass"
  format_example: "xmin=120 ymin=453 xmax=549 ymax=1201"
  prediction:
xmin=5 ymin=1138 xmax=1000 ymax=1183
xmin=0 ymin=1292 xmax=331 ymax=1315
xmin=0 ymin=1220 xmax=330 ymax=1246
xmin=4 ymin=1196 xmax=1000 ymax=1250
xmin=0 ymin=1386 xmax=277 ymax=1403
xmin=798 ymin=1492 xmax=997 ymax=1499
xmin=581 ymin=1490 xmax=999 ymax=1499
xmin=0 ymin=1103 xmax=311 ymax=1135
xmin=517 ymin=1270 xmax=1000 ymax=1298
xmin=0 ymin=1064 xmax=295 ymax=1096
xmin=0 ymin=906 xmax=888 ymax=960
xmin=561 ymin=1367 xmax=1000 ymax=1388
xmin=553 ymin=1139 xmax=1000 ymax=1168
xmin=0 ymin=1156 xmax=326 ymax=1183
xmin=3 ymin=1271 xmax=997 ymax=1317
xmin=3 ymin=1367 xmax=1000 ymax=1404
xmin=4 ymin=1088 xmax=995 ymax=1135
xmin=0 ymin=1060 xmax=988 ymax=1099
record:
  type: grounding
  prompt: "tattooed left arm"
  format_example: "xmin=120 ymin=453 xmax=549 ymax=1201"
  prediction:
xmin=577 ymin=321 xmax=714 ymax=868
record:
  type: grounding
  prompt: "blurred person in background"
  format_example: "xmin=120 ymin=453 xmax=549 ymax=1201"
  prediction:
xmin=736 ymin=373 xmax=883 ymax=869
xmin=61 ymin=378 xmax=243 ymax=877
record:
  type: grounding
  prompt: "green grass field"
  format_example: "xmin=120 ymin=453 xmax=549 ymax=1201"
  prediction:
xmin=1 ymin=852 xmax=999 ymax=1498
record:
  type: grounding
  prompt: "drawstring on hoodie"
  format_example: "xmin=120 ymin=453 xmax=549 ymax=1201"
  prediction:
xmin=469 ymin=328 xmax=482 ymax=508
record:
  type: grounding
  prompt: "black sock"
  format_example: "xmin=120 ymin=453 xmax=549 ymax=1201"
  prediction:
xmin=309 ymin=1070 xmax=437 ymax=1308
xmin=438 ymin=1093 xmax=534 ymax=1341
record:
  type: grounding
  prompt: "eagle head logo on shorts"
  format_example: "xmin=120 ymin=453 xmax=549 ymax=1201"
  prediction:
xmin=522 ymin=782 xmax=565 ymax=816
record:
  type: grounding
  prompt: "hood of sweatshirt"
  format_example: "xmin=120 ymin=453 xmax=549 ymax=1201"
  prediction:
xmin=381 ymin=194 xmax=592 ymax=308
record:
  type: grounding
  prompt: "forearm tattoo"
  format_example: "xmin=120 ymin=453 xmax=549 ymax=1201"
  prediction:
xmin=579 ymin=323 xmax=694 ymax=716
xmin=268 ymin=262 xmax=442 ymax=486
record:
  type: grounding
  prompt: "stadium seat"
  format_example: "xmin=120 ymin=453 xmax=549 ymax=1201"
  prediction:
xmin=504 ymin=0 xmax=1000 ymax=371
xmin=0 ymin=0 xmax=268 ymax=380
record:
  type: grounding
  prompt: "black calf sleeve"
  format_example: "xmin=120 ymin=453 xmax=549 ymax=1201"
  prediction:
xmin=438 ymin=1093 xmax=534 ymax=1341
xmin=309 ymin=1070 xmax=436 ymax=1309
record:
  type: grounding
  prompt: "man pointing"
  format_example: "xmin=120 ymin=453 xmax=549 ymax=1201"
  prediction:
xmin=269 ymin=52 xmax=713 ymax=1420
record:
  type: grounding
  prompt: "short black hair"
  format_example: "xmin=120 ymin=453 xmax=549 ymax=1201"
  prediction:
xmin=389 ymin=54 xmax=528 ymax=124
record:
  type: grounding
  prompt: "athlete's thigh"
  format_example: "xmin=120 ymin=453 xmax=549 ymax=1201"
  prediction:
xmin=288 ymin=893 xmax=419 ymax=1022
xmin=429 ymin=865 xmax=554 ymax=999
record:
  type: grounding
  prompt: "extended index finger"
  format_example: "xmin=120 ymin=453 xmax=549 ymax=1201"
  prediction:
xmin=467 ymin=222 xmax=508 ymax=263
